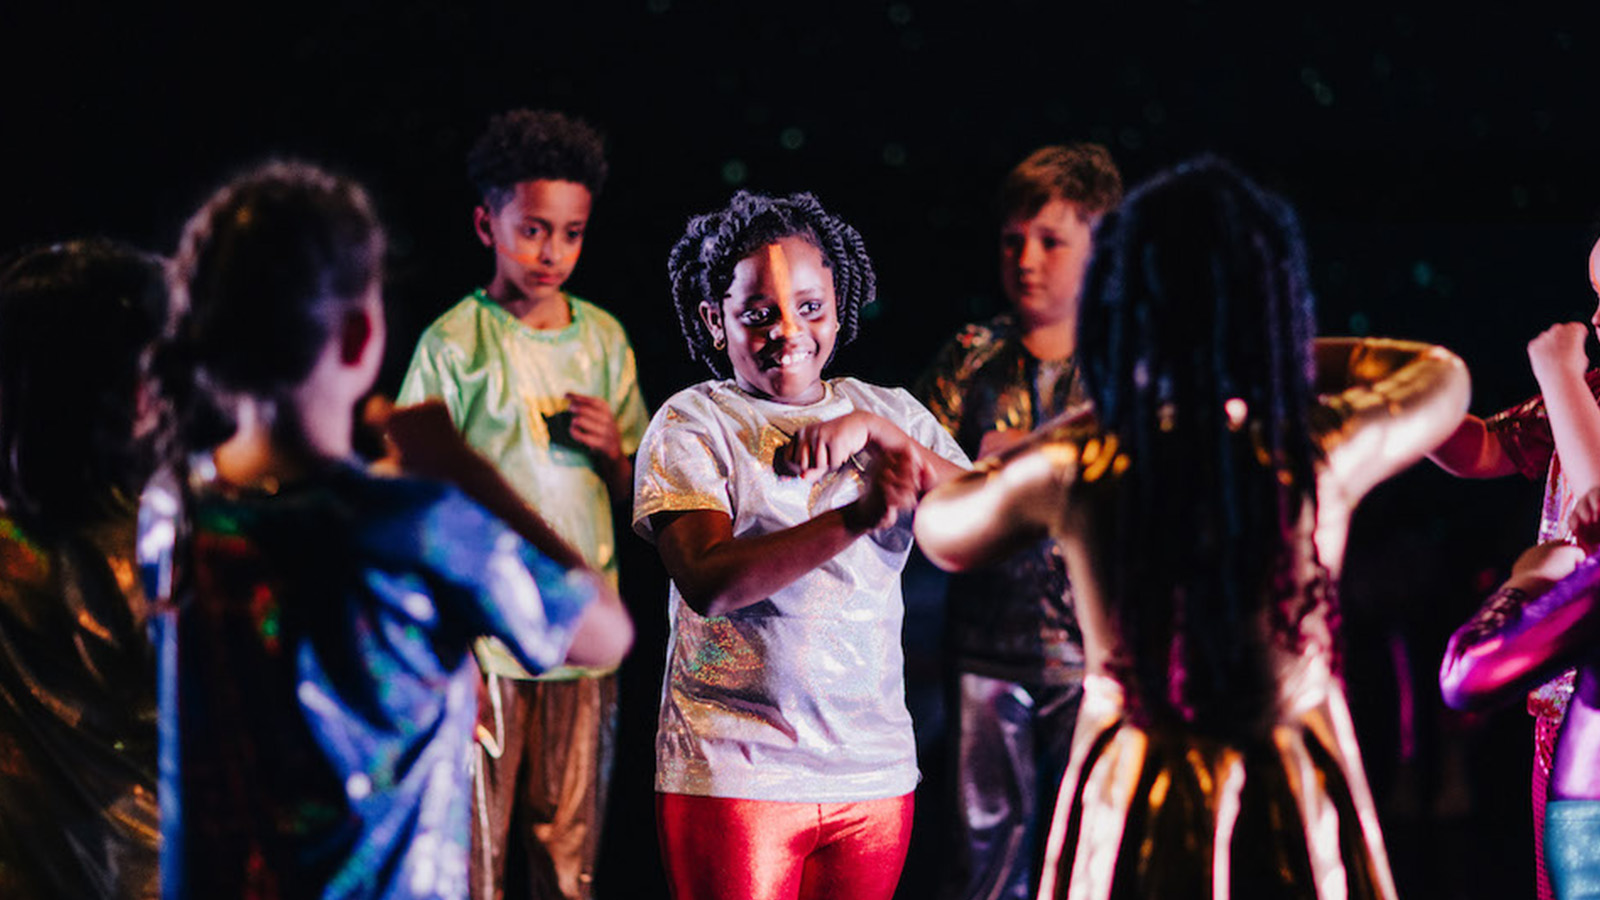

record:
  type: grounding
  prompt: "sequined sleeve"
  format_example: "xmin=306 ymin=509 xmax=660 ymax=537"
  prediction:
xmin=631 ymin=389 xmax=734 ymax=542
xmin=914 ymin=321 xmax=1006 ymax=439
xmin=423 ymin=487 xmax=597 ymax=675
xmin=1484 ymin=391 xmax=1557 ymax=482
xmin=1481 ymin=369 xmax=1600 ymax=482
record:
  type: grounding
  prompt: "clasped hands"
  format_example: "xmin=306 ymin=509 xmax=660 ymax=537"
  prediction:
xmin=773 ymin=411 xmax=935 ymax=533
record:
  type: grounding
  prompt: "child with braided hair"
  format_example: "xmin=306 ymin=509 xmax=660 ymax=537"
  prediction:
xmin=633 ymin=190 xmax=970 ymax=900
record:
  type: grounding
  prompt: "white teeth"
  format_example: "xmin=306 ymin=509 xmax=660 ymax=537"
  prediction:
xmin=774 ymin=350 xmax=814 ymax=367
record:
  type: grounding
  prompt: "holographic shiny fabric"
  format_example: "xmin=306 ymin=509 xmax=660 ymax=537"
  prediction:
xmin=1029 ymin=420 xmax=1396 ymax=900
xmin=1484 ymin=374 xmax=1599 ymax=722
xmin=0 ymin=513 xmax=158 ymax=899
xmin=151 ymin=465 xmax=595 ymax=900
xmin=655 ymin=792 xmax=914 ymax=900
xmin=399 ymin=290 xmax=647 ymax=679
xmin=633 ymin=378 xmax=968 ymax=803
xmin=1546 ymin=800 xmax=1600 ymax=900
xmin=1484 ymin=369 xmax=1600 ymax=900
xmin=400 ymin=289 xmax=643 ymax=900
xmin=920 ymin=337 xmax=1472 ymax=900
xmin=916 ymin=313 xmax=1087 ymax=682
xmin=917 ymin=313 xmax=1088 ymax=900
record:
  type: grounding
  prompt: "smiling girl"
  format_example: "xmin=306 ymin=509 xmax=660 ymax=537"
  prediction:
xmin=633 ymin=191 xmax=969 ymax=900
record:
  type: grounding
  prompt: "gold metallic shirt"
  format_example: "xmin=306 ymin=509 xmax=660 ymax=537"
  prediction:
xmin=0 ymin=513 xmax=158 ymax=898
xmin=917 ymin=313 xmax=1087 ymax=682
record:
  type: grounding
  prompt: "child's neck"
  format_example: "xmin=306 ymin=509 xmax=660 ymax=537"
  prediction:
xmin=486 ymin=281 xmax=572 ymax=331
xmin=1020 ymin=320 xmax=1075 ymax=362
xmin=214 ymin=394 xmax=354 ymax=490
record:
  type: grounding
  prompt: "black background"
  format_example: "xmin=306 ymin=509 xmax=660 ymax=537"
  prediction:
xmin=5 ymin=3 xmax=1598 ymax=896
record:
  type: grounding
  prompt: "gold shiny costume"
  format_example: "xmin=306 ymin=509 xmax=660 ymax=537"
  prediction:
xmin=916 ymin=337 xmax=1470 ymax=900
xmin=0 ymin=512 xmax=158 ymax=898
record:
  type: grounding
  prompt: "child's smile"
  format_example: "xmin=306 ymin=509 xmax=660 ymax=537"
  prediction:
xmin=702 ymin=237 xmax=839 ymax=405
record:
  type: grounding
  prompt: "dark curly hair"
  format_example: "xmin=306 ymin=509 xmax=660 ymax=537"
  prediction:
xmin=1074 ymin=156 xmax=1323 ymax=739
xmin=467 ymin=109 xmax=608 ymax=211
xmin=0 ymin=239 xmax=169 ymax=535
xmin=666 ymin=190 xmax=876 ymax=377
xmin=168 ymin=160 xmax=384 ymax=445
xmin=997 ymin=143 xmax=1123 ymax=223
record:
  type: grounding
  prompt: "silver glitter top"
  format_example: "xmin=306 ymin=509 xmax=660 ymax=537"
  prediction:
xmin=634 ymin=378 xmax=968 ymax=801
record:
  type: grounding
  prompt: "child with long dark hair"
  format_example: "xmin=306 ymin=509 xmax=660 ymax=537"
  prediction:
xmin=916 ymin=158 xmax=1470 ymax=900
xmin=153 ymin=161 xmax=629 ymax=899
xmin=0 ymin=240 xmax=169 ymax=898
xmin=634 ymin=190 xmax=968 ymax=900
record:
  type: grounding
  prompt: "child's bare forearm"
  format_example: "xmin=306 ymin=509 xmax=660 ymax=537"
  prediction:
xmin=1539 ymin=368 xmax=1600 ymax=499
xmin=654 ymin=505 xmax=879 ymax=618
xmin=861 ymin=414 xmax=965 ymax=491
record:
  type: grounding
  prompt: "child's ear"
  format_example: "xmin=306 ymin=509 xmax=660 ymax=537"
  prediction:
xmin=473 ymin=206 xmax=496 ymax=249
xmin=698 ymin=301 xmax=724 ymax=345
xmin=337 ymin=307 xmax=377 ymax=366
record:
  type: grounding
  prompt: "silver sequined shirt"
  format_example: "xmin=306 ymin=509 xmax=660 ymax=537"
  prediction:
xmin=634 ymin=378 xmax=968 ymax=801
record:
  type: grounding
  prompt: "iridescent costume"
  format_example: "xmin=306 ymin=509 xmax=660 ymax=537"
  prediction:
xmin=916 ymin=313 xmax=1087 ymax=900
xmin=917 ymin=338 xmax=1470 ymax=900
xmin=1440 ymin=550 xmax=1600 ymax=900
xmin=0 ymin=512 xmax=158 ymax=898
xmin=633 ymin=378 xmax=967 ymax=802
xmin=151 ymin=465 xmax=597 ymax=900
xmin=400 ymin=289 xmax=648 ymax=900
xmin=1482 ymin=369 xmax=1600 ymax=900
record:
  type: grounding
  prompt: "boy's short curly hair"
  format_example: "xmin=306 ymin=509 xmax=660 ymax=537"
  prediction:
xmin=997 ymin=143 xmax=1123 ymax=223
xmin=466 ymin=109 xmax=609 ymax=210
xmin=666 ymin=191 xmax=876 ymax=377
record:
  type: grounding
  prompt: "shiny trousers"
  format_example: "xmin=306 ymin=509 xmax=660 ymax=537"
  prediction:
xmin=656 ymin=792 xmax=914 ymax=900
xmin=1547 ymin=800 xmax=1600 ymax=900
xmin=471 ymin=672 xmax=617 ymax=900
xmin=946 ymin=672 xmax=1082 ymax=900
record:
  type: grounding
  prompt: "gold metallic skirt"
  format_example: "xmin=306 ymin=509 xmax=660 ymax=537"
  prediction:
xmin=1038 ymin=675 xmax=1397 ymax=900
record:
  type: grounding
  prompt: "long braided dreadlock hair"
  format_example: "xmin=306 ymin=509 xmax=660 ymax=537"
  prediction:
xmin=1074 ymin=157 xmax=1324 ymax=739
xmin=666 ymin=191 xmax=876 ymax=377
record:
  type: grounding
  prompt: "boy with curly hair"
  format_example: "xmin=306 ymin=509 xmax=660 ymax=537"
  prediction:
xmin=399 ymin=109 xmax=647 ymax=900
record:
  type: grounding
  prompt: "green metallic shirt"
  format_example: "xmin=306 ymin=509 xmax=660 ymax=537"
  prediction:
xmin=399 ymin=290 xmax=648 ymax=677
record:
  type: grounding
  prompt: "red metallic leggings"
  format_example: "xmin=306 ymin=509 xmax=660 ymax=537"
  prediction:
xmin=656 ymin=792 xmax=913 ymax=900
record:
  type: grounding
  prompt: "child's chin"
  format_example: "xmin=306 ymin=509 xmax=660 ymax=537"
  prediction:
xmin=761 ymin=373 xmax=824 ymax=403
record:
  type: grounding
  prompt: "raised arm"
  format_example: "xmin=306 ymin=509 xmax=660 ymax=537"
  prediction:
xmin=1313 ymin=337 xmax=1472 ymax=504
xmin=914 ymin=423 xmax=1081 ymax=572
xmin=1528 ymin=322 xmax=1600 ymax=500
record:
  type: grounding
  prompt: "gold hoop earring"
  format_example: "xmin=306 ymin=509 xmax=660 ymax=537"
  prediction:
xmin=712 ymin=335 xmax=726 ymax=351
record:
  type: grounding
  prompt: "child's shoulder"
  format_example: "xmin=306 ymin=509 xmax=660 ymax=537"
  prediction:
xmin=415 ymin=291 xmax=498 ymax=348
xmin=566 ymin=294 xmax=635 ymax=342
xmin=829 ymin=376 xmax=920 ymax=413
xmin=649 ymin=380 xmax=735 ymax=423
